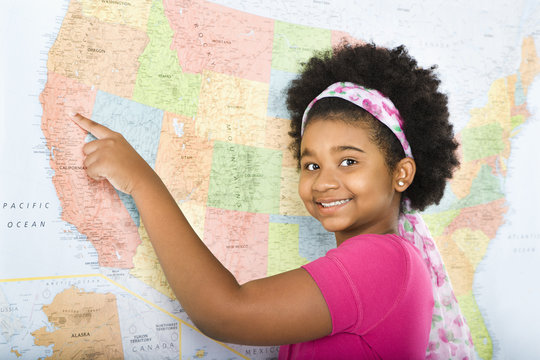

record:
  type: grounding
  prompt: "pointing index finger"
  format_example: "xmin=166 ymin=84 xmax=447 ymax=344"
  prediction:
xmin=73 ymin=113 xmax=112 ymax=139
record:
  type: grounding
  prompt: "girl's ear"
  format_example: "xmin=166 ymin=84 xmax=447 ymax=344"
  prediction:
xmin=393 ymin=157 xmax=416 ymax=192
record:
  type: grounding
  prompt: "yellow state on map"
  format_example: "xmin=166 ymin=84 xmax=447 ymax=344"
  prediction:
xmin=452 ymin=228 xmax=491 ymax=269
xmin=468 ymin=78 xmax=512 ymax=129
xmin=433 ymin=234 xmax=474 ymax=298
xmin=457 ymin=292 xmax=493 ymax=359
xmin=279 ymin=166 xmax=309 ymax=216
xmin=450 ymin=158 xmax=482 ymax=200
xmin=196 ymin=70 xmax=269 ymax=147
xmin=131 ymin=204 xmax=210 ymax=300
xmin=81 ymin=0 xmax=152 ymax=31
xmin=131 ymin=224 xmax=176 ymax=299
xmin=267 ymin=223 xmax=308 ymax=276
xmin=265 ymin=116 xmax=298 ymax=168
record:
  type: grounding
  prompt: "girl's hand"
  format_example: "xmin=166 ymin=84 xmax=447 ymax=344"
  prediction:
xmin=72 ymin=113 xmax=153 ymax=195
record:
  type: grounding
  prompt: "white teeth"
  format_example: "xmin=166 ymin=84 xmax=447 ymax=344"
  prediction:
xmin=319 ymin=199 xmax=351 ymax=208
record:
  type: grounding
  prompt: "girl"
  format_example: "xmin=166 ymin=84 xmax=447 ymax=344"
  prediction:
xmin=73 ymin=43 xmax=473 ymax=359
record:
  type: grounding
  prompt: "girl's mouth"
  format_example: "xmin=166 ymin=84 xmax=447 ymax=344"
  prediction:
xmin=317 ymin=199 xmax=351 ymax=208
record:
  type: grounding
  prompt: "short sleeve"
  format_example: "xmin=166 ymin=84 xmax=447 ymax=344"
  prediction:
xmin=302 ymin=255 xmax=362 ymax=335
xmin=301 ymin=234 xmax=410 ymax=335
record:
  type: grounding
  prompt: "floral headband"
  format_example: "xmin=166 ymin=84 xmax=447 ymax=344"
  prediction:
xmin=300 ymin=81 xmax=413 ymax=159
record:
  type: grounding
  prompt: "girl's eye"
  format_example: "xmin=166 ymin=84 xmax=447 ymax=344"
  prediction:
xmin=305 ymin=163 xmax=319 ymax=171
xmin=340 ymin=159 xmax=357 ymax=167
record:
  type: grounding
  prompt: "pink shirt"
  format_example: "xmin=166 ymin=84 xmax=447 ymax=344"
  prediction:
xmin=279 ymin=234 xmax=434 ymax=360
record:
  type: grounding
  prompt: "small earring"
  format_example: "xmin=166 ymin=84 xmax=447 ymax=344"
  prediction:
xmin=398 ymin=180 xmax=405 ymax=187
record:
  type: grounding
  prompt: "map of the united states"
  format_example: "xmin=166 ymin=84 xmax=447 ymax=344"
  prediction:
xmin=1 ymin=0 xmax=539 ymax=358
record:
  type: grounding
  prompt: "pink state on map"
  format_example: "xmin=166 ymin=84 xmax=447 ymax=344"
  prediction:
xmin=511 ymin=103 xmax=531 ymax=122
xmin=40 ymin=72 xmax=141 ymax=268
xmin=163 ymin=0 xmax=274 ymax=83
xmin=446 ymin=199 xmax=507 ymax=240
xmin=203 ymin=208 xmax=269 ymax=284
xmin=331 ymin=30 xmax=365 ymax=49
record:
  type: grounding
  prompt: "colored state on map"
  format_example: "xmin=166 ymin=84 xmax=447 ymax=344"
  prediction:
xmin=264 ymin=114 xmax=301 ymax=168
xmin=155 ymin=112 xmax=214 ymax=236
xmin=91 ymin=90 xmax=164 ymax=227
xmin=164 ymin=0 xmax=275 ymax=83
xmin=267 ymin=222 xmax=307 ymax=276
xmin=196 ymin=70 xmax=269 ymax=147
xmin=40 ymin=72 xmax=140 ymax=268
xmin=208 ymin=141 xmax=282 ymax=214
xmin=271 ymin=21 xmax=331 ymax=73
xmin=279 ymin=166 xmax=310 ymax=216
xmin=130 ymin=223 xmax=177 ymax=299
xmin=47 ymin=0 xmax=149 ymax=99
xmin=81 ymin=0 xmax=153 ymax=31
xmin=32 ymin=286 xmax=124 ymax=360
xmin=203 ymin=208 xmax=269 ymax=284
xmin=133 ymin=0 xmax=201 ymax=117
xmin=267 ymin=69 xmax=300 ymax=120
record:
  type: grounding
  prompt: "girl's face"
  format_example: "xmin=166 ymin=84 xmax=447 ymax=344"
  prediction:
xmin=298 ymin=117 xmax=401 ymax=245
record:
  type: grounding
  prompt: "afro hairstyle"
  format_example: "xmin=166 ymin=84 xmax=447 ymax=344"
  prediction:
xmin=285 ymin=42 xmax=460 ymax=211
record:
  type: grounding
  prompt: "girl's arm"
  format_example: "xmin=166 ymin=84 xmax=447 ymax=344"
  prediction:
xmin=73 ymin=114 xmax=332 ymax=346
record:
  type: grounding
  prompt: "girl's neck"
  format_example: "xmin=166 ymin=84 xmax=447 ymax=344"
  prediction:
xmin=334 ymin=222 xmax=399 ymax=246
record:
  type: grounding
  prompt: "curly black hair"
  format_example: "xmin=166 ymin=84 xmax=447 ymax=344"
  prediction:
xmin=286 ymin=42 xmax=459 ymax=211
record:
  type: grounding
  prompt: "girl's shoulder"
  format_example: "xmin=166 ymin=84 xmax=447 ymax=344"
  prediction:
xmin=327 ymin=233 xmax=430 ymax=291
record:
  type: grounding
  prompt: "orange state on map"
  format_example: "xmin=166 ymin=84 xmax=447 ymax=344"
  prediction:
xmin=155 ymin=112 xmax=214 ymax=237
xmin=32 ymin=286 xmax=124 ymax=360
xmin=47 ymin=0 xmax=148 ymax=99
xmin=40 ymin=72 xmax=140 ymax=268
xmin=155 ymin=112 xmax=213 ymax=206
xmin=163 ymin=0 xmax=274 ymax=83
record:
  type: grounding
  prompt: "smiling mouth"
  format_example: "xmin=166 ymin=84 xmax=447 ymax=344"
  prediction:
xmin=318 ymin=199 xmax=351 ymax=208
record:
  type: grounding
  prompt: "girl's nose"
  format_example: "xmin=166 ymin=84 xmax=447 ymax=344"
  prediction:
xmin=312 ymin=167 xmax=339 ymax=192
